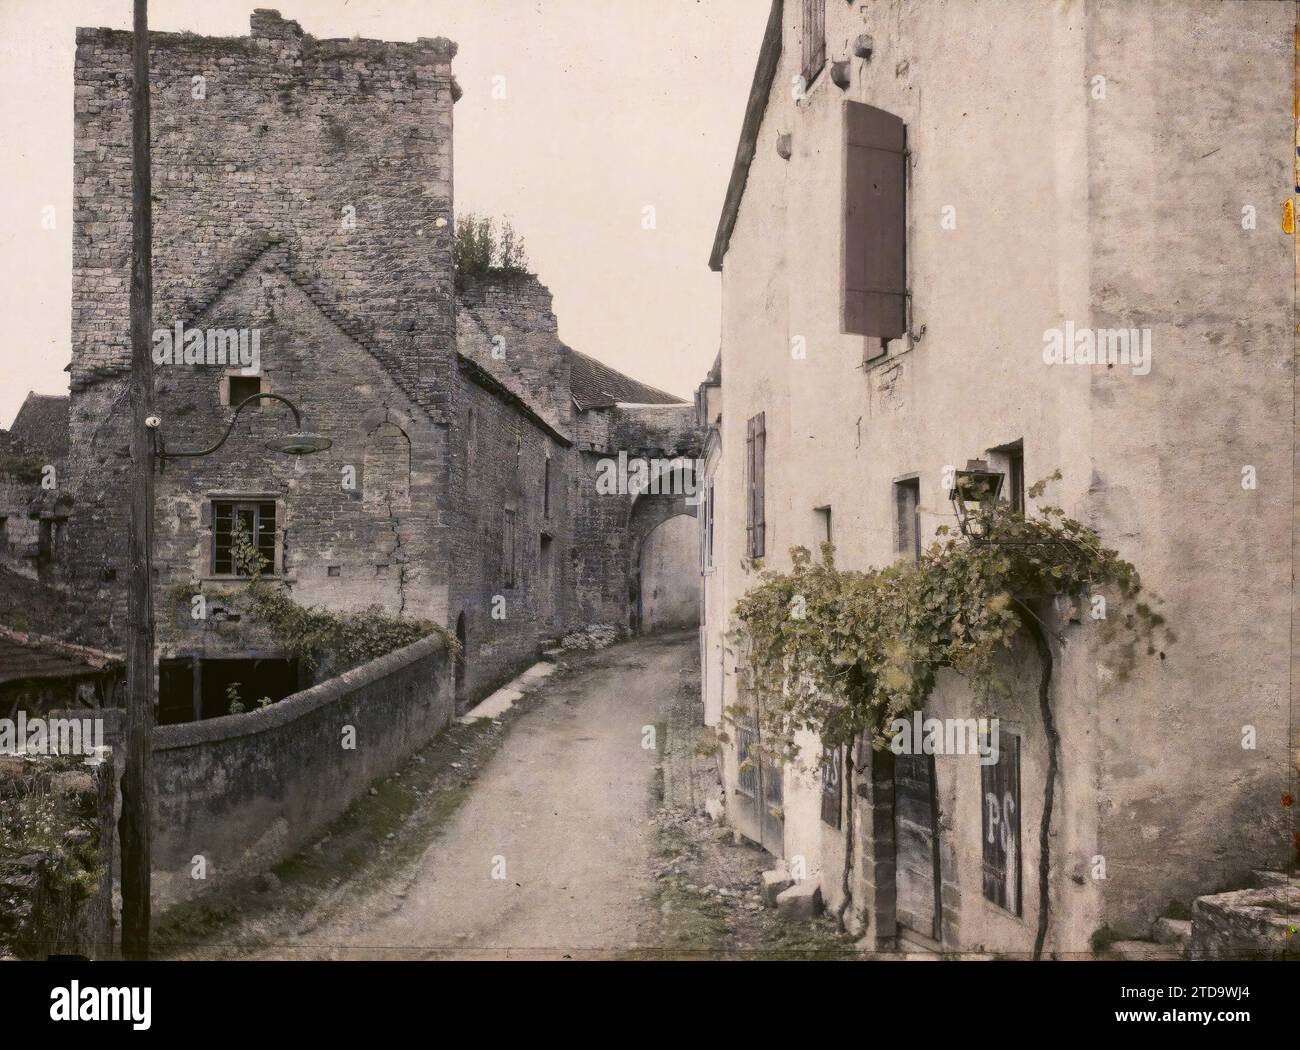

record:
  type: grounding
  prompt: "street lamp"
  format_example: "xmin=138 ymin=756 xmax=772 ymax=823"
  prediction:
xmin=153 ymin=392 xmax=331 ymax=467
xmin=948 ymin=458 xmax=1004 ymax=541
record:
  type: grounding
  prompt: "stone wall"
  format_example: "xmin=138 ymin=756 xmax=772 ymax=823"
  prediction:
xmin=150 ymin=632 xmax=450 ymax=907
xmin=67 ymin=9 xmax=457 ymax=625
xmin=0 ymin=751 xmax=116 ymax=960
xmin=447 ymin=361 xmax=572 ymax=706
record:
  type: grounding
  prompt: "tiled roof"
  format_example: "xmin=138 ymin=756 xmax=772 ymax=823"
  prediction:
xmin=0 ymin=625 xmax=122 ymax=687
xmin=10 ymin=394 xmax=69 ymax=461
xmin=567 ymin=348 xmax=685 ymax=411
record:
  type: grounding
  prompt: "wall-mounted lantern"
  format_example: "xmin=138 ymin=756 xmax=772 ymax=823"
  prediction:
xmin=776 ymin=132 xmax=793 ymax=160
xmin=948 ymin=458 xmax=1004 ymax=540
xmin=830 ymin=61 xmax=851 ymax=89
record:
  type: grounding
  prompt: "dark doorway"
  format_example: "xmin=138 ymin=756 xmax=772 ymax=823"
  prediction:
xmin=894 ymin=750 xmax=943 ymax=944
xmin=454 ymin=613 xmax=467 ymax=711
xmin=158 ymin=658 xmax=195 ymax=726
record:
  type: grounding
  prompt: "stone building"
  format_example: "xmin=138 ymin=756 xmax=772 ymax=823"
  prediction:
xmin=63 ymin=10 xmax=700 ymax=720
xmin=0 ymin=393 xmax=71 ymax=583
xmin=701 ymin=0 xmax=1293 ymax=955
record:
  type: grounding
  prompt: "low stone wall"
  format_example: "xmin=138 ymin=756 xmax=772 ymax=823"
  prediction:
xmin=151 ymin=635 xmax=451 ymax=908
xmin=0 ymin=750 xmax=116 ymax=960
xmin=1189 ymin=878 xmax=1298 ymax=960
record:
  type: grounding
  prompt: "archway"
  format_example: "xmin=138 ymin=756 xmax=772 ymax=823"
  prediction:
xmin=636 ymin=513 xmax=699 ymax=632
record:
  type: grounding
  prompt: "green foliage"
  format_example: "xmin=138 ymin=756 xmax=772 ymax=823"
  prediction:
xmin=231 ymin=520 xmax=268 ymax=579
xmin=732 ymin=474 xmax=1172 ymax=758
xmin=173 ymin=526 xmax=457 ymax=684
xmin=0 ymin=757 xmax=105 ymax=956
xmin=454 ymin=212 xmax=530 ymax=289
xmin=245 ymin=583 xmax=451 ymax=677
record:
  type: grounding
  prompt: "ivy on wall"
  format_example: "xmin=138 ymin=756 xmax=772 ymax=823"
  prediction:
xmin=730 ymin=473 xmax=1173 ymax=758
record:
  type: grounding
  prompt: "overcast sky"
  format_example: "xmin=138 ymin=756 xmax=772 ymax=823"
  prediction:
xmin=0 ymin=0 xmax=763 ymax=426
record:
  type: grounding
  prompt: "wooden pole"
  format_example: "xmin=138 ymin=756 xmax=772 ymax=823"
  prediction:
xmin=122 ymin=0 xmax=155 ymax=961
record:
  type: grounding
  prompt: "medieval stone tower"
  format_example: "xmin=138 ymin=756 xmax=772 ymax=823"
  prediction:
xmin=67 ymin=10 xmax=458 ymax=645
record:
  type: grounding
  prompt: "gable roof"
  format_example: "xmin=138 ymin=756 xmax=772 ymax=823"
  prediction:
xmin=0 ymin=625 xmax=122 ymax=687
xmin=68 ymin=230 xmax=442 ymax=421
xmin=709 ymin=0 xmax=784 ymax=272
xmin=10 ymin=394 xmax=69 ymax=461
xmin=567 ymin=348 xmax=685 ymax=411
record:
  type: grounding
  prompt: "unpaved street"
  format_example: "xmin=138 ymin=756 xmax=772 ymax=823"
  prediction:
xmin=261 ymin=631 xmax=690 ymax=960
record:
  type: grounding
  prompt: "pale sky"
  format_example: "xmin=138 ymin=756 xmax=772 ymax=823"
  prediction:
xmin=0 ymin=0 xmax=765 ymax=426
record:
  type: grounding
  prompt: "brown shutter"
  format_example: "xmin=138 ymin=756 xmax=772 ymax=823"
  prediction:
xmin=745 ymin=416 xmax=755 ymax=555
xmin=753 ymin=412 xmax=766 ymax=558
xmin=981 ymin=732 xmax=1022 ymax=915
xmin=844 ymin=101 xmax=907 ymax=339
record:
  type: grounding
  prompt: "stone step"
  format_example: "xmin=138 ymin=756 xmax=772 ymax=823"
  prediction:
xmin=1101 ymin=940 xmax=1183 ymax=961
xmin=540 ymin=648 xmax=564 ymax=662
xmin=775 ymin=879 xmax=822 ymax=922
xmin=1190 ymin=885 xmax=1298 ymax=960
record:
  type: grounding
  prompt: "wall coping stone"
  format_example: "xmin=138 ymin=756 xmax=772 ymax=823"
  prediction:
xmin=153 ymin=633 xmax=443 ymax=751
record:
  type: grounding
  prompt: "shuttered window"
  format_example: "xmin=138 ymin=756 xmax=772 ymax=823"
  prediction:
xmin=844 ymin=102 xmax=907 ymax=339
xmin=745 ymin=412 xmax=766 ymax=559
xmin=801 ymin=0 xmax=826 ymax=86
xmin=820 ymin=743 xmax=843 ymax=828
xmin=981 ymin=731 xmax=1022 ymax=915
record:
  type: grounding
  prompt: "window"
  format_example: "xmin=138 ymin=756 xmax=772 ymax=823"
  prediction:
xmin=228 ymin=374 xmax=262 ymax=407
xmin=704 ymin=480 xmax=716 ymax=569
xmin=844 ymin=102 xmax=907 ymax=339
xmin=988 ymin=440 xmax=1025 ymax=515
xmin=801 ymin=0 xmax=826 ymax=86
xmin=213 ymin=500 xmax=277 ymax=576
xmin=814 ymin=505 xmax=832 ymax=547
xmin=501 ymin=509 xmax=516 ymax=588
xmin=745 ymin=412 xmax=766 ymax=559
xmin=894 ymin=478 xmax=921 ymax=561
xmin=543 ymin=456 xmax=551 ymax=519
xmin=1008 ymin=447 xmax=1025 ymax=515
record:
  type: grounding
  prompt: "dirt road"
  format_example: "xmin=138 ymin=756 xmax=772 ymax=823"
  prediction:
xmin=261 ymin=630 xmax=691 ymax=960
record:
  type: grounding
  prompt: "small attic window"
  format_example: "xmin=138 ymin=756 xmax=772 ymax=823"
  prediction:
xmin=228 ymin=375 xmax=262 ymax=407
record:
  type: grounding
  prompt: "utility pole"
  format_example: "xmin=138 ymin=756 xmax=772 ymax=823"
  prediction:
xmin=122 ymin=0 xmax=154 ymax=961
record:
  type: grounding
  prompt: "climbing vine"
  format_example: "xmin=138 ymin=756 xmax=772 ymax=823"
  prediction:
xmin=730 ymin=473 xmax=1173 ymax=758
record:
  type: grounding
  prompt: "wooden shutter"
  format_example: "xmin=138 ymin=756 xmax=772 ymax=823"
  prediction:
xmin=981 ymin=731 xmax=1022 ymax=915
xmin=745 ymin=417 xmax=755 ymax=555
xmin=820 ymin=743 xmax=843 ymax=828
xmin=802 ymin=0 xmax=826 ymax=85
xmin=746 ymin=412 xmax=766 ymax=559
xmin=844 ymin=102 xmax=907 ymax=339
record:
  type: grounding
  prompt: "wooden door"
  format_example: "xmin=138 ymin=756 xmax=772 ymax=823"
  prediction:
xmin=894 ymin=751 xmax=942 ymax=942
